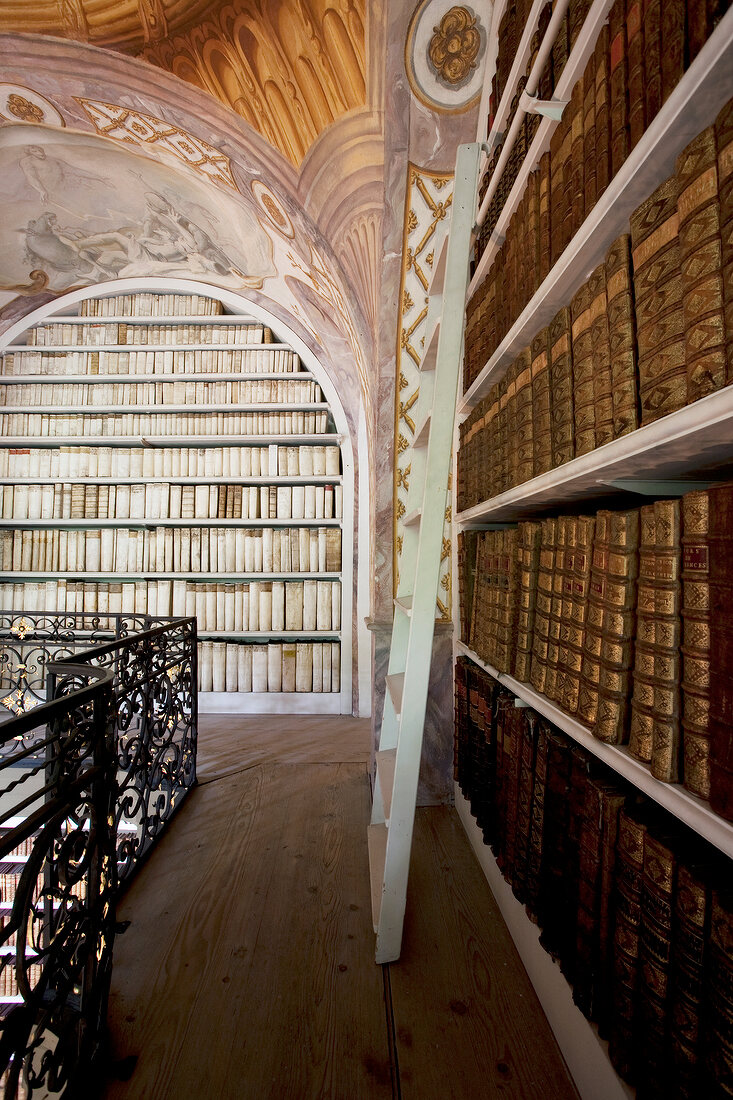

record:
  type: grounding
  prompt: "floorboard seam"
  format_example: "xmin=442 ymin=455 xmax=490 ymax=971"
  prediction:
xmin=382 ymin=963 xmax=402 ymax=1100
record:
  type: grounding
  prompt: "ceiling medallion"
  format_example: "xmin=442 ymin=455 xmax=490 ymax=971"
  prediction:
xmin=428 ymin=7 xmax=481 ymax=88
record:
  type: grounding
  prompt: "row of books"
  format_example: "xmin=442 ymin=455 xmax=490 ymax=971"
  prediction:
xmin=0 ymin=579 xmax=342 ymax=631
xmin=79 ymin=292 xmax=224 ymax=316
xmin=27 ymin=321 xmax=271 ymax=346
xmin=0 ymin=411 xmax=331 ymax=436
xmin=467 ymin=19 xmax=731 ymax=390
xmin=0 ymin=379 xmax=322 ymax=406
xmin=460 ymin=482 xmax=733 ymax=817
xmin=0 ymin=444 xmax=341 ymax=479
xmin=460 ymin=111 xmax=733 ymax=509
xmin=2 ymin=482 xmax=343 ymax=522
xmin=198 ymin=640 xmax=341 ymax=694
xmin=454 ymin=661 xmax=733 ymax=1098
xmin=0 ymin=524 xmax=342 ymax=575
xmin=1 ymin=347 xmax=299 ymax=375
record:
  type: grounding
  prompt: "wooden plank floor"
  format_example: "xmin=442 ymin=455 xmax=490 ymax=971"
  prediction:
xmin=102 ymin=715 xmax=577 ymax=1099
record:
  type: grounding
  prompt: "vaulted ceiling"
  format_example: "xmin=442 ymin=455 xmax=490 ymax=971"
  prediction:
xmin=0 ymin=0 xmax=367 ymax=166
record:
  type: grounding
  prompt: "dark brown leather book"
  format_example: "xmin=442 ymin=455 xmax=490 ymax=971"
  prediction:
xmin=681 ymin=488 xmax=711 ymax=800
xmin=588 ymin=263 xmax=615 ymax=447
xmin=661 ymin=0 xmax=685 ymax=105
xmin=513 ymin=347 xmax=534 ymax=486
xmin=643 ymin=0 xmax=663 ymax=130
xmin=595 ymin=508 xmax=640 ymax=745
xmin=709 ymin=481 xmax=733 ymax=821
xmin=583 ymin=53 xmax=598 ymax=214
xmin=524 ymin=717 xmax=550 ymax=923
xmin=454 ymin=657 xmax=469 ymax=786
xmin=538 ymin=151 xmax=552 ymax=283
xmin=563 ymin=514 xmax=594 ymax=715
xmin=637 ymin=824 xmax=678 ymax=1097
xmin=548 ymin=307 xmax=575 ymax=466
xmin=594 ymin=24 xmax=612 ymax=199
xmin=514 ymin=520 xmax=542 ymax=683
xmin=570 ymin=281 xmax=596 ymax=455
xmin=531 ymin=327 xmax=553 ymax=477
xmin=707 ymin=887 xmax=733 ymax=1094
xmin=578 ymin=510 xmax=608 ymax=730
xmin=551 ymin=8 xmax=570 ymax=92
xmin=676 ymin=127 xmax=727 ymax=403
xmin=501 ymin=704 xmax=525 ymax=878
xmin=605 ymin=234 xmax=639 ymax=438
xmin=570 ymin=76 xmax=586 ymax=239
xmin=609 ymin=0 xmax=629 ymax=176
xmin=609 ymin=802 xmax=650 ymax=1082
xmin=559 ymin=745 xmax=592 ymax=984
xmin=626 ymin=0 xmax=645 ymax=150
xmin=545 ymin=515 xmax=572 ymax=705
xmin=538 ymin=730 xmax=573 ymax=960
xmin=715 ymin=97 xmax=733 ymax=385
xmin=550 ymin=120 xmax=568 ymax=267
xmin=512 ymin=710 xmax=540 ymax=904
xmin=629 ymin=504 xmax=659 ymax=763
xmin=686 ymin=0 xmax=710 ymax=65
xmin=669 ymin=860 xmax=711 ymax=1099
xmin=630 ymin=176 xmax=687 ymax=424
xmin=530 ymin=517 xmax=557 ymax=696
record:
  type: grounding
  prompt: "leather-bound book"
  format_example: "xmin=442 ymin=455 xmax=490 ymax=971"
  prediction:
xmin=609 ymin=802 xmax=650 ymax=1082
xmin=514 ymin=520 xmax=542 ymax=683
xmin=549 ymin=307 xmax=575 ymax=466
xmin=559 ymin=746 xmax=592 ymax=984
xmin=595 ymin=508 xmax=640 ymax=744
xmin=637 ymin=823 xmax=678 ymax=1098
xmin=550 ymin=120 xmax=568 ymax=267
xmin=631 ymin=176 xmax=687 ymax=424
xmin=715 ymin=98 xmax=733 ymax=384
xmin=545 ymin=514 xmax=572 ymax=705
xmin=660 ymin=0 xmax=685 ymax=106
xmin=583 ymin=53 xmax=598 ymax=213
xmin=588 ymin=263 xmax=614 ymax=447
xmin=570 ymin=281 xmax=596 ymax=456
xmin=530 ymin=517 xmax=557 ymax=696
xmin=574 ymin=776 xmax=628 ymax=1027
xmin=538 ymin=730 xmax=573 ymax=960
xmin=501 ymin=704 xmax=524 ymax=879
xmin=513 ymin=347 xmax=534 ymax=486
xmin=594 ymin=24 xmax=612 ymax=200
xmin=709 ymin=481 xmax=733 ymax=821
xmin=498 ymin=527 xmax=520 ymax=675
xmin=668 ymin=860 xmax=711 ymax=1099
xmin=676 ymin=127 xmax=727 ymax=403
xmin=605 ymin=235 xmax=639 ymax=438
xmin=643 ymin=0 xmax=662 ymax=130
xmin=563 ymin=514 xmax=594 ymax=715
xmin=707 ymin=888 xmax=733 ymax=1095
xmin=578 ymin=510 xmax=608 ymax=730
xmin=524 ymin=717 xmax=550 ymax=923
xmin=609 ymin=0 xmax=629 ymax=176
xmin=454 ymin=657 xmax=469 ymax=786
xmin=629 ymin=504 xmax=658 ymax=762
xmin=568 ymin=0 xmax=591 ymax=48
xmin=681 ymin=489 xmax=712 ymax=800
xmin=551 ymin=7 xmax=570 ymax=91
xmin=512 ymin=709 xmax=540 ymax=905
xmin=626 ymin=0 xmax=645 ymax=150
xmin=569 ymin=76 xmax=586 ymax=240
xmin=531 ymin=327 xmax=553 ymax=476
xmin=686 ymin=0 xmax=710 ymax=65
xmin=538 ymin=151 xmax=552 ymax=283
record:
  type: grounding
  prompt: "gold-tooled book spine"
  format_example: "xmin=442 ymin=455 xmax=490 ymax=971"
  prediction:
xmin=549 ymin=308 xmax=575 ymax=467
xmin=513 ymin=348 xmax=534 ymax=486
xmin=605 ymin=234 xmax=639 ymax=438
xmin=629 ymin=504 xmax=658 ymax=761
xmin=570 ymin=282 xmax=596 ymax=456
xmin=578 ymin=510 xmax=608 ymax=729
xmin=715 ymin=97 xmax=733 ymax=384
xmin=669 ymin=861 xmax=710 ymax=1099
xmin=630 ymin=176 xmax=687 ymax=424
xmin=707 ymin=889 xmax=733 ymax=1091
xmin=637 ymin=826 xmax=678 ymax=1096
xmin=649 ymin=498 xmax=682 ymax=783
xmin=563 ymin=514 xmax=595 ymax=715
xmin=609 ymin=805 xmax=648 ymax=1082
xmin=514 ymin=521 xmax=542 ymax=684
xmin=594 ymin=507 xmax=640 ymax=744
xmin=676 ymin=127 xmax=727 ymax=403
xmin=531 ymin=328 xmax=553 ymax=477
xmin=545 ymin=515 xmax=571 ymax=705
xmin=530 ymin=517 xmax=557 ymax=697
xmin=588 ymin=263 xmax=615 ymax=447
xmin=681 ymin=489 xmax=711 ymax=800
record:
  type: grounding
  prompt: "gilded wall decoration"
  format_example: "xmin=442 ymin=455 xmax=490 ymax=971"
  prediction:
xmin=0 ymin=84 xmax=64 ymax=128
xmin=75 ymin=98 xmax=236 ymax=191
xmin=394 ymin=164 xmax=453 ymax=621
xmin=405 ymin=0 xmax=489 ymax=113
xmin=251 ymin=179 xmax=295 ymax=238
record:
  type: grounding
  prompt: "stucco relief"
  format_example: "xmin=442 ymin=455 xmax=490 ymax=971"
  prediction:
xmin=0 ymin=84 xmax=64 ymax=128
xmin=404 ymin=0 xmax=489 ymax=113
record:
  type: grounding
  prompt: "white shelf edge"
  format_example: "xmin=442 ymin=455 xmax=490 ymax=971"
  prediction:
xmin=0 ymin=372 xmax=314 ymax=384
xmin=0 ymin=477 xmax=342 ymax=486
xmin=455 ymin=789 xmax=633 ymax=1100
xmin=0 ymin=402 xmax=329 ymax=415
xmin=0 ymin=518 xmax=342 ymax=529
xmin=456 ymin=641 xmax=733 ymax=859
xmin=462 ymin=4 xmax=733 ymax=408
xmin=198 ymin=691 xmax=344 ymax=715
xmin=197 ymin=631 xmax=341 ymax=640
xmin=0 ymin=435 xmax=342 ymax=448
xmin=456 ymin=387 xmax=733 ymax=523
xmin=0 ymin=572 xmax=342 ymax=582
xmin=4 ymin=343 xmax=293 ymax=352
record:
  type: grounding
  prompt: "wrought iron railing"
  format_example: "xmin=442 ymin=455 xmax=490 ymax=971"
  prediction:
xmin=0 ymin=662 xmax=117 ymax=1098
xmin=0 ymin=616 xmax=198 ymax=1096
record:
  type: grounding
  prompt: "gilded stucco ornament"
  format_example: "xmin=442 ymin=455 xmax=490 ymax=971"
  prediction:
xmin=428 ymin=6 xmax=481 ymax=87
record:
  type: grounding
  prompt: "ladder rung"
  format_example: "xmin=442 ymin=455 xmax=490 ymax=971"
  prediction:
xmin=421 ymin=317 xmax=440 ymax=374
xmin=402 ymin=508 xmax=422 ymax=527
xmin=367 ymin=822 xmax=388 ymax=931
xmin=413 ymin=411 xmax=431 ymax=448
xmin=430 ymin=234 xmax=449 ymax=295
xmin=376 ymin=748 xmax=397 ymax=821
xmin=386 ymin=672 xmax=405 ymax=716
xmin=394 ymin=595 xmax=413 ymax=617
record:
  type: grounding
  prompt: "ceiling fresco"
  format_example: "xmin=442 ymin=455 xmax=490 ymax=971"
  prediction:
xmin=0 ymin=0 xmax=367 ymax=168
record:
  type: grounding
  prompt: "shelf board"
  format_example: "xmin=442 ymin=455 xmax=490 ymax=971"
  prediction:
xmin=0 ymin=572 xmax=342 ymax=582
xmin=386 ymin=672 xmax=405 ymax=717
xmin=1 ymin=518 xmax=341 ymax=529
xmin=36 ymin=314 xmax=261 ymax=324
xmin=375 ymin=748 xmax=397 ymax=821
xmin=456 ymin=641 xmax=733 ymax=859
xmin=0 ymin=435 xmax=341 ymax=448
xmin=198 ymin=691 xmax=344 ymax=715
xmin=198 ymin=631 xmax=341 ymax=640
xmin=468 ymin=0 xmax=614 ymax=298
xmin=1 ymin=402 xmax=329 ymax=414
xmin=5 ymin=343 xmax=292 ymax=352
xmin=367 ymin=822 xmax=388 ymax=930
xmin=0 ymin=372 xmax=314 ymax=384
xmin=0 ymin=476 xmax=341 ymax=486
xmin=457 ymin=387 xmax=733 ymax=523
xmin=462 ymin=5 xmax=733 ymax=408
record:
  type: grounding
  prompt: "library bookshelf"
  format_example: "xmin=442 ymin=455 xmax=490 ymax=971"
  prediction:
xmin=0 ymin=280 xmax=355 ymax=715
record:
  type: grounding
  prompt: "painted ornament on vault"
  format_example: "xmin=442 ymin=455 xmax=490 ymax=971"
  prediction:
xmin=0 ymin=85 xmax=64 ymax=128
xmin=405 ymin=0 xmax=489 ymax=112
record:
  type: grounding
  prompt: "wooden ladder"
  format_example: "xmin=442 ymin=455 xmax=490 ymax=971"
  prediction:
xmin=369 ymin=142 xmax=482 ymax=964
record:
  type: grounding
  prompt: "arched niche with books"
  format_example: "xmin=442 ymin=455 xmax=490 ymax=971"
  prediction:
xmin=0 ymin=277 xmax=361 ymax=715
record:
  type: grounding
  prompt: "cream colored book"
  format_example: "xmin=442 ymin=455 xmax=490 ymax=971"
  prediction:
xmin=325 ymin=446 xmax=340 ymax=476
xmin=225 ymin=643 xmax=238 ymax=692
xmin=316 ymin=581 xmax=331 ymax=631
xmin=212 ymin=641 xmax=226 ymax=692
xmin=172 ymin=579 xmax=187 ymax=618
xmin=298 ymin=528 xmax=309 ymax=572
xmin=271 ymin=581 xmax=285 ymax=631
xmin=303 ymin=579 xmax=317 ymax=631
xmin=86 ymin=529 xmax=101 ymax=572
xmin=295 ymin=642 xmax=313 ymax=692
xmin=322 ymin=642 xmax=332 ymax=693
xmin=234 ymin=583 xmax=244 ymax=630
xmin=252 ymin=644 xmax=268 ymax=692
xmin=259 ymin=581 xmax=272 ymax=631
xmin=267 ymin=642 xmax=282 ymax=692
xmin=100 ymin=529 xmax=115 ymax=572
xmin=291 ymin=485 xmax=305 ymax=520
xmin=224 ymin=584 xmax=235 ymax=630
xmin=108 ymin=582 xmax=123 ymax=615
xmin=253 ymin=529 xmax=263 ymax=572
xmin=335 ymin=485 xmax=343 ymax=518
xmin=237 ymin=644 xmax=252 ymax=692
xmin=194 ymin=584 xmax=207 ymax=631
xmin=185 ymin=582 xmax=196 ymax=621
xmin=129 ymin=484 xmax=145 ymax=520
xmin=312 ymin=446 xmax=326 ymax=476
xmin=285 ymin=581 xmax=303 ymax=631
xmin=248 ymin=580 xmax=260 ymax=630
xmin=115 ymin=485 xmax=131 ymax=519
xmin=331 ymin=643 xmax=340 ymax=692
xmin=282 ymin=643 xmax=296 ymax=691
xmin=312 ymin=643 xmax=323 ymax=693
xmin=309 ymin=529 xmax=319 ymax=572
xmin=199 ymin=640 xmax=213 ymax=692
xmin=277 ymin=486 xmax=291 ymax=519
xmin=205 ymin=582 xmax=217 ymax=632
xmin=331 ymin=581 xmax=341 ymax=629
xmin=234 ymin=528 xmax=245 ymax=572
xmin=244 ymin=530 xmax=255 ymax=572
xmin=324 ymin=486 xmax=334 ymax=519
xmin=314 ymin=485 xmax=325 ymax=519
